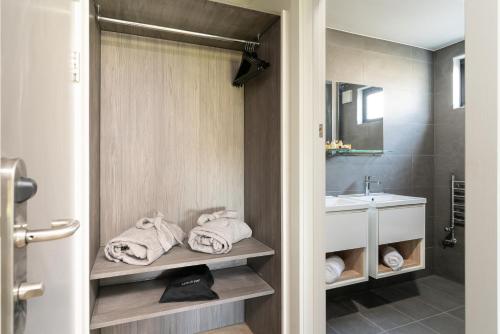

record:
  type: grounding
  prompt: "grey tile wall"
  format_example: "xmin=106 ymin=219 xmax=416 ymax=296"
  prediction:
xmin=432 ymin=42 xmax=465 ymax=283
xmin=325 ymin=30 xmax=435 ymax=276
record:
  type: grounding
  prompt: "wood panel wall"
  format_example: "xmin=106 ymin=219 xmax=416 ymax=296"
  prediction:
xmin=100 ymin=303 xmax=244 ymax=334
xmin=243 ymin=20 xmax=282 ymax=334
xmin=100 ymin=31 xmax=244 ymax=243
xmin=99 ymin=31 xmax=245 ymax=333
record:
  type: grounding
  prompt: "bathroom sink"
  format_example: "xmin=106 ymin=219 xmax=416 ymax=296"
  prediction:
xmin=340 ymin=193 xmax=426 ymax=208
xmin=325 ymin=196 xmax=370 ymax=212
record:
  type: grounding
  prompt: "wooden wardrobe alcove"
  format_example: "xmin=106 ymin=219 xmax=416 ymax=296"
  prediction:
xmin=89 ymin=1 xmax=281 ymax=333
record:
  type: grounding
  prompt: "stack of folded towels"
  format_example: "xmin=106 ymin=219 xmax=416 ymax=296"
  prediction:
xmin=325 ymin=255 xmax=345 ymax=284
xmin=104 ymin=209 xmax=253 ymax=265
xmin=380 ymin=245 xmax=404 ymax=271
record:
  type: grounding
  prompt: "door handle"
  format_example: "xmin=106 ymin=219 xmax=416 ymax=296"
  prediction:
xmin=14 ymin=219 xmax=80 ymax=247
xmin=13 ymin=282 xmax=44 ymax=301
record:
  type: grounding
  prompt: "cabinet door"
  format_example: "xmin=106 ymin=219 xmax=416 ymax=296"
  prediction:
xmin=325 ymin=211 xmax=368 ymax=253
xmin=378 ymin=205 xmax=425 ymax=245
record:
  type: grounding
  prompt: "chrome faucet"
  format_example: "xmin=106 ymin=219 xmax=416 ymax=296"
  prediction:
xmin=364 ymin=176 xmax=381 ymax=196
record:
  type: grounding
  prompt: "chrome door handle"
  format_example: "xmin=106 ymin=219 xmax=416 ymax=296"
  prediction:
xmin=14 ymin=219 xmax=80 ymax=247
xmin=13 ymin=282 xmax=44 ymax=301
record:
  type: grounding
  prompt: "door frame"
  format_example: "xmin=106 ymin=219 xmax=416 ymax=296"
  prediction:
xmin=74 ymin=0 xmax=91 ymax=333
xmin=465 ymin=0 xmax=500 ymax=332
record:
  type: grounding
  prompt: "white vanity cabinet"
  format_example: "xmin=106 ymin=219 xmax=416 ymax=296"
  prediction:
xmin=340 ymin=194 xmax=427 ymax=279
xmin=361 ymin=195 xmax=427 ymax=279
xmin=325 ymin=197 xmax=370 ymax=289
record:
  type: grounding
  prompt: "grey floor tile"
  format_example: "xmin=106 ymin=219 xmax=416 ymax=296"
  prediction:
xmin=370 ymin=285 xmax=441 ymax=319
xmin=327 ymin=313 xmax=383 ymax=334
xmin=385 ymin=322 xmax=437 ymax=334
xmin=418 ymin=276 xmax=465 ymax=302
xmin=352 ymin=291 xmax=393 ymax=310
xmin=326 ymin=275 xmax=465 ymax=333
xmin=326 ymin=324 xmax=340 ymax=334
xmin=447 ymin=306 xmax=465 ymax=320
xmin=358 ymin=304 xmax=413 ymax=331
xmin=389 ymin=297 xmax=441 ymax=321
xmin=394 ymin=281 xmax=462 ymax=311
xmin=371 ymin=285 xmax=414 ymax=303
xmin=420 ymin=313 xmax=465 ymax=334
xmin=326 ymin=297 xmax=359 ymax=319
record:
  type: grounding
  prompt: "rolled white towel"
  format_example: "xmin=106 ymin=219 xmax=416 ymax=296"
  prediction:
xmin=188 ymin=210 xmax=252 ymax=254
xmin=381 ymin=246 xmax=404 ymax=271
xmin=325 ymin=255 xmax=345 ymax=284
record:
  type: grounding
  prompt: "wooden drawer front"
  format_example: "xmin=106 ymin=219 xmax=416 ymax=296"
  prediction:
xmin=378 ymin=205 xmax=425 ymax=245
xmin=325 ymin=211 xmax=368 ymax=252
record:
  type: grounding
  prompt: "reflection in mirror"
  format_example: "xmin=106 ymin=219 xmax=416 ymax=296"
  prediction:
xmin=326 ymin=82 xmax=384 ymax=155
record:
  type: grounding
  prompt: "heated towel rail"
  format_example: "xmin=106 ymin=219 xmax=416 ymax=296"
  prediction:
xmin=443 ymin=174 xmax=465 ymax=247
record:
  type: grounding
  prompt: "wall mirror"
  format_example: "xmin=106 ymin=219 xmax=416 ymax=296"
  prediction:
xmin=326 ymin=81 xmax=384 ymax=155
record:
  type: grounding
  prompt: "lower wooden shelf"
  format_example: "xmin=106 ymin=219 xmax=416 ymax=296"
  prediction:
xmin=90 ymin=266 xmax=274 ymax=330
xmin=201 ymin=323 xmax=253 ymax=334
xmin=378 ymin=259 xmax=420 ymax=274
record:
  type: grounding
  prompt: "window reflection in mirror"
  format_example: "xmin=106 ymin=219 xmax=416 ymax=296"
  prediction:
xmin=326 ymin=82 xmax=384 ymax=153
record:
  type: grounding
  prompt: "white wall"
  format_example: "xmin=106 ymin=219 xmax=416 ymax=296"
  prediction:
xmin=465 ymin=0 xmax=500 ymax=332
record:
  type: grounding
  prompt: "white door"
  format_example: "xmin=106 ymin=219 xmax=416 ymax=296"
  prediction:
xmin=1 ymin=0 xmax=88 ymax=333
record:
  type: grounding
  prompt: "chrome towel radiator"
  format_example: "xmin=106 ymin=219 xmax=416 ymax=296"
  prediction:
xmin=443 ymin=174 xmax=465 ymax=247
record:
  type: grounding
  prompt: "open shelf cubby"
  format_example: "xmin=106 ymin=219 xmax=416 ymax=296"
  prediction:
xmin=377 ymin=239 xmax=424 ymax=278
xmin=326 ymin=247 xmax=368 ymax=290
xmin=90 ymin=266 xmax=274 ymax=330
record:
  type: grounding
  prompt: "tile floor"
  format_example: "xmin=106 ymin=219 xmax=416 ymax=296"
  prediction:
xmin=326 ymin=275 xmax=465 ymax=334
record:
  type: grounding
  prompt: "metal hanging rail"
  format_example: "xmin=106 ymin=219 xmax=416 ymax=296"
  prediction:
xmin=97 ymin=16 xmax=260 ymax=47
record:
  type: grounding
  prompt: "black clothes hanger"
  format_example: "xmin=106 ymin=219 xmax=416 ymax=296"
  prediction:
xmin=232 ymin=43 xmax=270 ymax=87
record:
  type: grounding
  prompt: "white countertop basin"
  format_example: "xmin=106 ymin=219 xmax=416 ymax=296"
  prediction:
xmin=325 ymin=196 xmax=370 ymax=212
xmin=340 ymin=193 xmax=427 ymax=208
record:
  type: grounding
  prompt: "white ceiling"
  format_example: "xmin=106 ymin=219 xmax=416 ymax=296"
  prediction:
xmin=326 ymin=0 xmax=465 ymax=51
xmin=210 ymin=0 xmax=464 ymax=51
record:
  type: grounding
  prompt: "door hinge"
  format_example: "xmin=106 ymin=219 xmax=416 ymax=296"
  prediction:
xmin=319 ymin=123 xmax=324 ymax=138
xmin=71 ymin=51 xmax=80 ymax=83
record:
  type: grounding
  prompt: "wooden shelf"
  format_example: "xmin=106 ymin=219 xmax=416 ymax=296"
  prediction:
xmin=91 ymin=238 xmax=274 ymax=280
xmin=90 ymin=266 xmax=274 ymax=329
xmin=326 ymin=269 xmax=365 ymax=290
xmin=377 ymin=259 xmax=420 ymax=273
xmin=201 ymin=323 xmax=253 ymax=334
xmin=337 ymin=269 xmax=364 ymax=281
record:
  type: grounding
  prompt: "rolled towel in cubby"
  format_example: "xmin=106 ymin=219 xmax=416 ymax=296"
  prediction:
xmin=381 ymin=246 xmax=404 ymax=271
xmin=325 ymin=255 xmax=345 ymax=284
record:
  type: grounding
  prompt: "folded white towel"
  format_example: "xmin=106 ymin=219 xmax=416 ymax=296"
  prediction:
xmin=188 ymin=210 xmax=252 ymax=254
xmin=381 ymin=246 xmax=404 ymax=271
xmin=325 ymin=255 xmax=345 ymax=284
xmin=104 ymin=212 xmax=186 ymax=265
